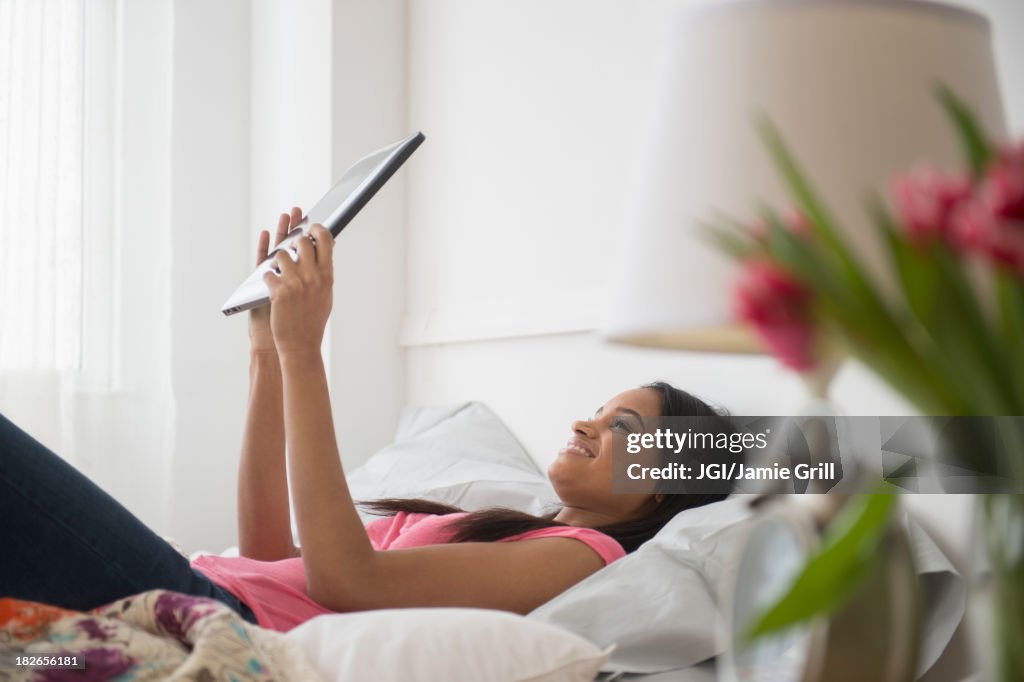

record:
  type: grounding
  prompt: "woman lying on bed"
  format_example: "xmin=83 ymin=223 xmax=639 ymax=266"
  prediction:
xmin=0 ymin=209 xmax=732 ymax=632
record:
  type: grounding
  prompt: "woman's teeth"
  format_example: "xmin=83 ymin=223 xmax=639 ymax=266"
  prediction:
xmin=564 ymin=443 xmax=594 ymax=458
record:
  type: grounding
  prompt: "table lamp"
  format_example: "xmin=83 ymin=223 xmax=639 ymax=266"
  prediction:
xmin=602 ymin=0 xmax=1006 ymax=400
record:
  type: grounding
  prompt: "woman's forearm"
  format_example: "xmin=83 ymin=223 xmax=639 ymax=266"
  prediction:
xmin=279 ymin=349 xmax=375 ymax=603
xmin=237 ymin=350 xmax=297 ymax=560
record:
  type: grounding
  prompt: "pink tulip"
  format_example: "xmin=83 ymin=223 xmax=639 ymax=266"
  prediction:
xmin=733 ymin=259 xmax=817 ymax=371
xmin=985 ymin=141 xmax=1024 ymax=221
xmin=951 ymin=198 xmax=1024 ymax=272
xmin=891 ymin=165 xmax=972 ymax=243
xmin=950 ymin=142 xmax=1024 ymax=272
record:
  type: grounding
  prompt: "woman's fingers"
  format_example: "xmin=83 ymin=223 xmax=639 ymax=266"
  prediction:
xmin=260 ymin=218 xmax=332 ymax=354
xmin=310 ymin=224 xmax=334 ymax=276
xmin=274 ymin=212 xmax=290 ymax=247
xmin=273 ymin=249 xmax=300 ymax=280
xmin=294 ymin=231 xmax=316 ymax=270
xmin=262 ymin=267 xmax=281 ymax=294
xmin=256 ymin=230 xmax=270 ymax=265
xmin=262 ymin=217 xmax=330 ymax=300
xmin=261 ymin=207 xmax=313 ymax=303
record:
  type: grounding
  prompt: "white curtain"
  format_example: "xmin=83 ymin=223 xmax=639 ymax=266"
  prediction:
xmin=0 ymin=0 xmax=175 ymax=532
xmin=0 ymin=0 xmax=82 ymax=371
xmin=0 ymin=0 xmax=85 ymax=454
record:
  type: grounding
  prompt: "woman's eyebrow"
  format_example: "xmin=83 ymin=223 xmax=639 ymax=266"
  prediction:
xmin=616 ymin=408 xmax=647 ymax=430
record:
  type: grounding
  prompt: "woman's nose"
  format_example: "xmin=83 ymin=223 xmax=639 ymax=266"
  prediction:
xmin=572 ymin=420 xmax=596 ymax=437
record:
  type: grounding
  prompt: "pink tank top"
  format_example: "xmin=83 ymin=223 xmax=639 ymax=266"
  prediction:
xmin=191 ymin=512 xmax=625 ymax=632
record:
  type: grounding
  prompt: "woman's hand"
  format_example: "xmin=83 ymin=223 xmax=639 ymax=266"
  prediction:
xmin=250 ymin=207 xmax=304 ymax=355
xmin=262 ymin=223 xmax=335 ymax=358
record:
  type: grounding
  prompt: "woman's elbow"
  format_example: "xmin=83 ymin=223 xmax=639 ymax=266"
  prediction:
xmin=305 ymin=560 xmax=374 ymax=612
xmin=306 ymin=577 xmax=354 ymax=612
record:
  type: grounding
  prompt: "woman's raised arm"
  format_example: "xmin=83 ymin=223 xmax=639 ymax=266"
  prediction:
xmin=262 ymin=225 xmax=374 ymax=591
xmin=263 ymin=227 xmax=605 ymax=614
xmin=237 ymin=209 xmax=302 ymax=560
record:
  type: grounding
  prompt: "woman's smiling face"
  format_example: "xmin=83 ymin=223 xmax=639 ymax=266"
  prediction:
xmin=548 ymin=387 xmax=663 ymax=525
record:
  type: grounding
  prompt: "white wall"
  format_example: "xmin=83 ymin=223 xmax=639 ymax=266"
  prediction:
xmin=168 ymin=0 xmax=252 ymax=549
xmin=163 ymin=0 xmax=409 ymax=549
xmin=161 ymin=0 xmax=409 ymax=549
xmin=402 ymin=0 xmax=937 ymax=463
xmin=402 ymin=0 xmax=1024 ymax=550
xmin=329 ymin=0 xmax=408 ymax=470
xmin=402 ymin=0 xmax=687 ymax=346
xmin=248 ymin=0 xmax=408 ymax=475
xmin=250 ymin=0 xmax=333 ymax=239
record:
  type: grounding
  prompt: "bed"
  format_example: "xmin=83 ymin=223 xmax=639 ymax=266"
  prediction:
xmin=287 ymin=402 xmax=966 ymax=681
xmin=0 ymin=402 xmax=965 ymax=681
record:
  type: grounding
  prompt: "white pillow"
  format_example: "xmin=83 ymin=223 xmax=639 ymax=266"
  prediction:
xmin=285 ymin=608 xmax=613 ymax=682
xmin=345 ymin=402 xmax=560 ymax=521
xmin=529 ymin=498 xmax=964 ymax=677
xmin=528 ymin=497 xmax=758 ymax=673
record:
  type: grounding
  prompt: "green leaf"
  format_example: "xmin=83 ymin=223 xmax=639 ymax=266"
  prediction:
xmin=763 ymin=206 xmax=962 ymax=414
xmin=931 ymin=248 xmax=1017 ymax=413
xmin=867 ymin=196 xmax=940 ymax=324
xmin=866 ymin=196 xmax=1013 ymax=414
xmin=701 ymin=222 xmax=758 ymax=260
xmin=997 ymin=270 xmax=1024 ymax=412
xmin=936 ymin=84 xmax=995 ymax=178
xmin=757 ymin=119 xmax=845 ymax=254
xmin=761 ymin=209 xmax=853 ymax=308
xmin=755 ymin=119 xmax=983 ymax=415
xmin=758 ymin=120 xmax=877 ymax=293
xmin=745 ymin=494 xmax=897 ymax=642
xmin=849 ymin=343 xmax=961 ymax=415
xmin=757 ymin=120 xmax=907 ymax=340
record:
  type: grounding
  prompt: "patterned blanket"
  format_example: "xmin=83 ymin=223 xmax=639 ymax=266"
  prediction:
xmin=0 ymin=590 xmax=323 ymax=681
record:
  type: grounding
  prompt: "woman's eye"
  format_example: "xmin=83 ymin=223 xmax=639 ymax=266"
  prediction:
xmin=611 ymin=418 xmax=633 ymax=433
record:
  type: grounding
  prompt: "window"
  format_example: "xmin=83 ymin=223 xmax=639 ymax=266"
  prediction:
xmin=0 ymin=0 xmax=85 ymax=370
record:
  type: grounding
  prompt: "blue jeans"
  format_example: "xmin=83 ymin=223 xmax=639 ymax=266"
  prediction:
xmin=0 ymin=412 xmax=257 ymax=624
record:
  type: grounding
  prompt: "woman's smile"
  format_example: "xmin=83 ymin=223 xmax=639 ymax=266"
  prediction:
xmin=560 ymin=438 xmax=596 ymax=459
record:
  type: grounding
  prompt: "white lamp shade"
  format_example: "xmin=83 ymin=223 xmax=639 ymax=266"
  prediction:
xmin=603 ymin=0 xmax=1007 ymax=352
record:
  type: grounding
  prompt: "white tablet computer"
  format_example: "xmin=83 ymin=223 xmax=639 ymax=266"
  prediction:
xmin=221 ymin=131 xmax=425 ymax=316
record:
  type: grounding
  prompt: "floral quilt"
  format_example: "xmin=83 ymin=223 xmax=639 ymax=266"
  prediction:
xmin=0 ymin=590 xmax=322 ymax=681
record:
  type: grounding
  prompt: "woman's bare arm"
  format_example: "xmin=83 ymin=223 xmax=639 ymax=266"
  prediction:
xmin=265 ymin=227 xmax=603 ymax=613
xmin=277 ymin=348 xmax=372 ymax=583
xmin=237 ymin=210 xmax=303 ymax=560
xmin=278 ymin=348 xmax=602 ymax=613
xmin=237 ymin=351 xmax=299 ymax=559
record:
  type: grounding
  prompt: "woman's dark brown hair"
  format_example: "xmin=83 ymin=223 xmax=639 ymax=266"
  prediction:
xmin=360 ymin=382 xmax=736 ymax=553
